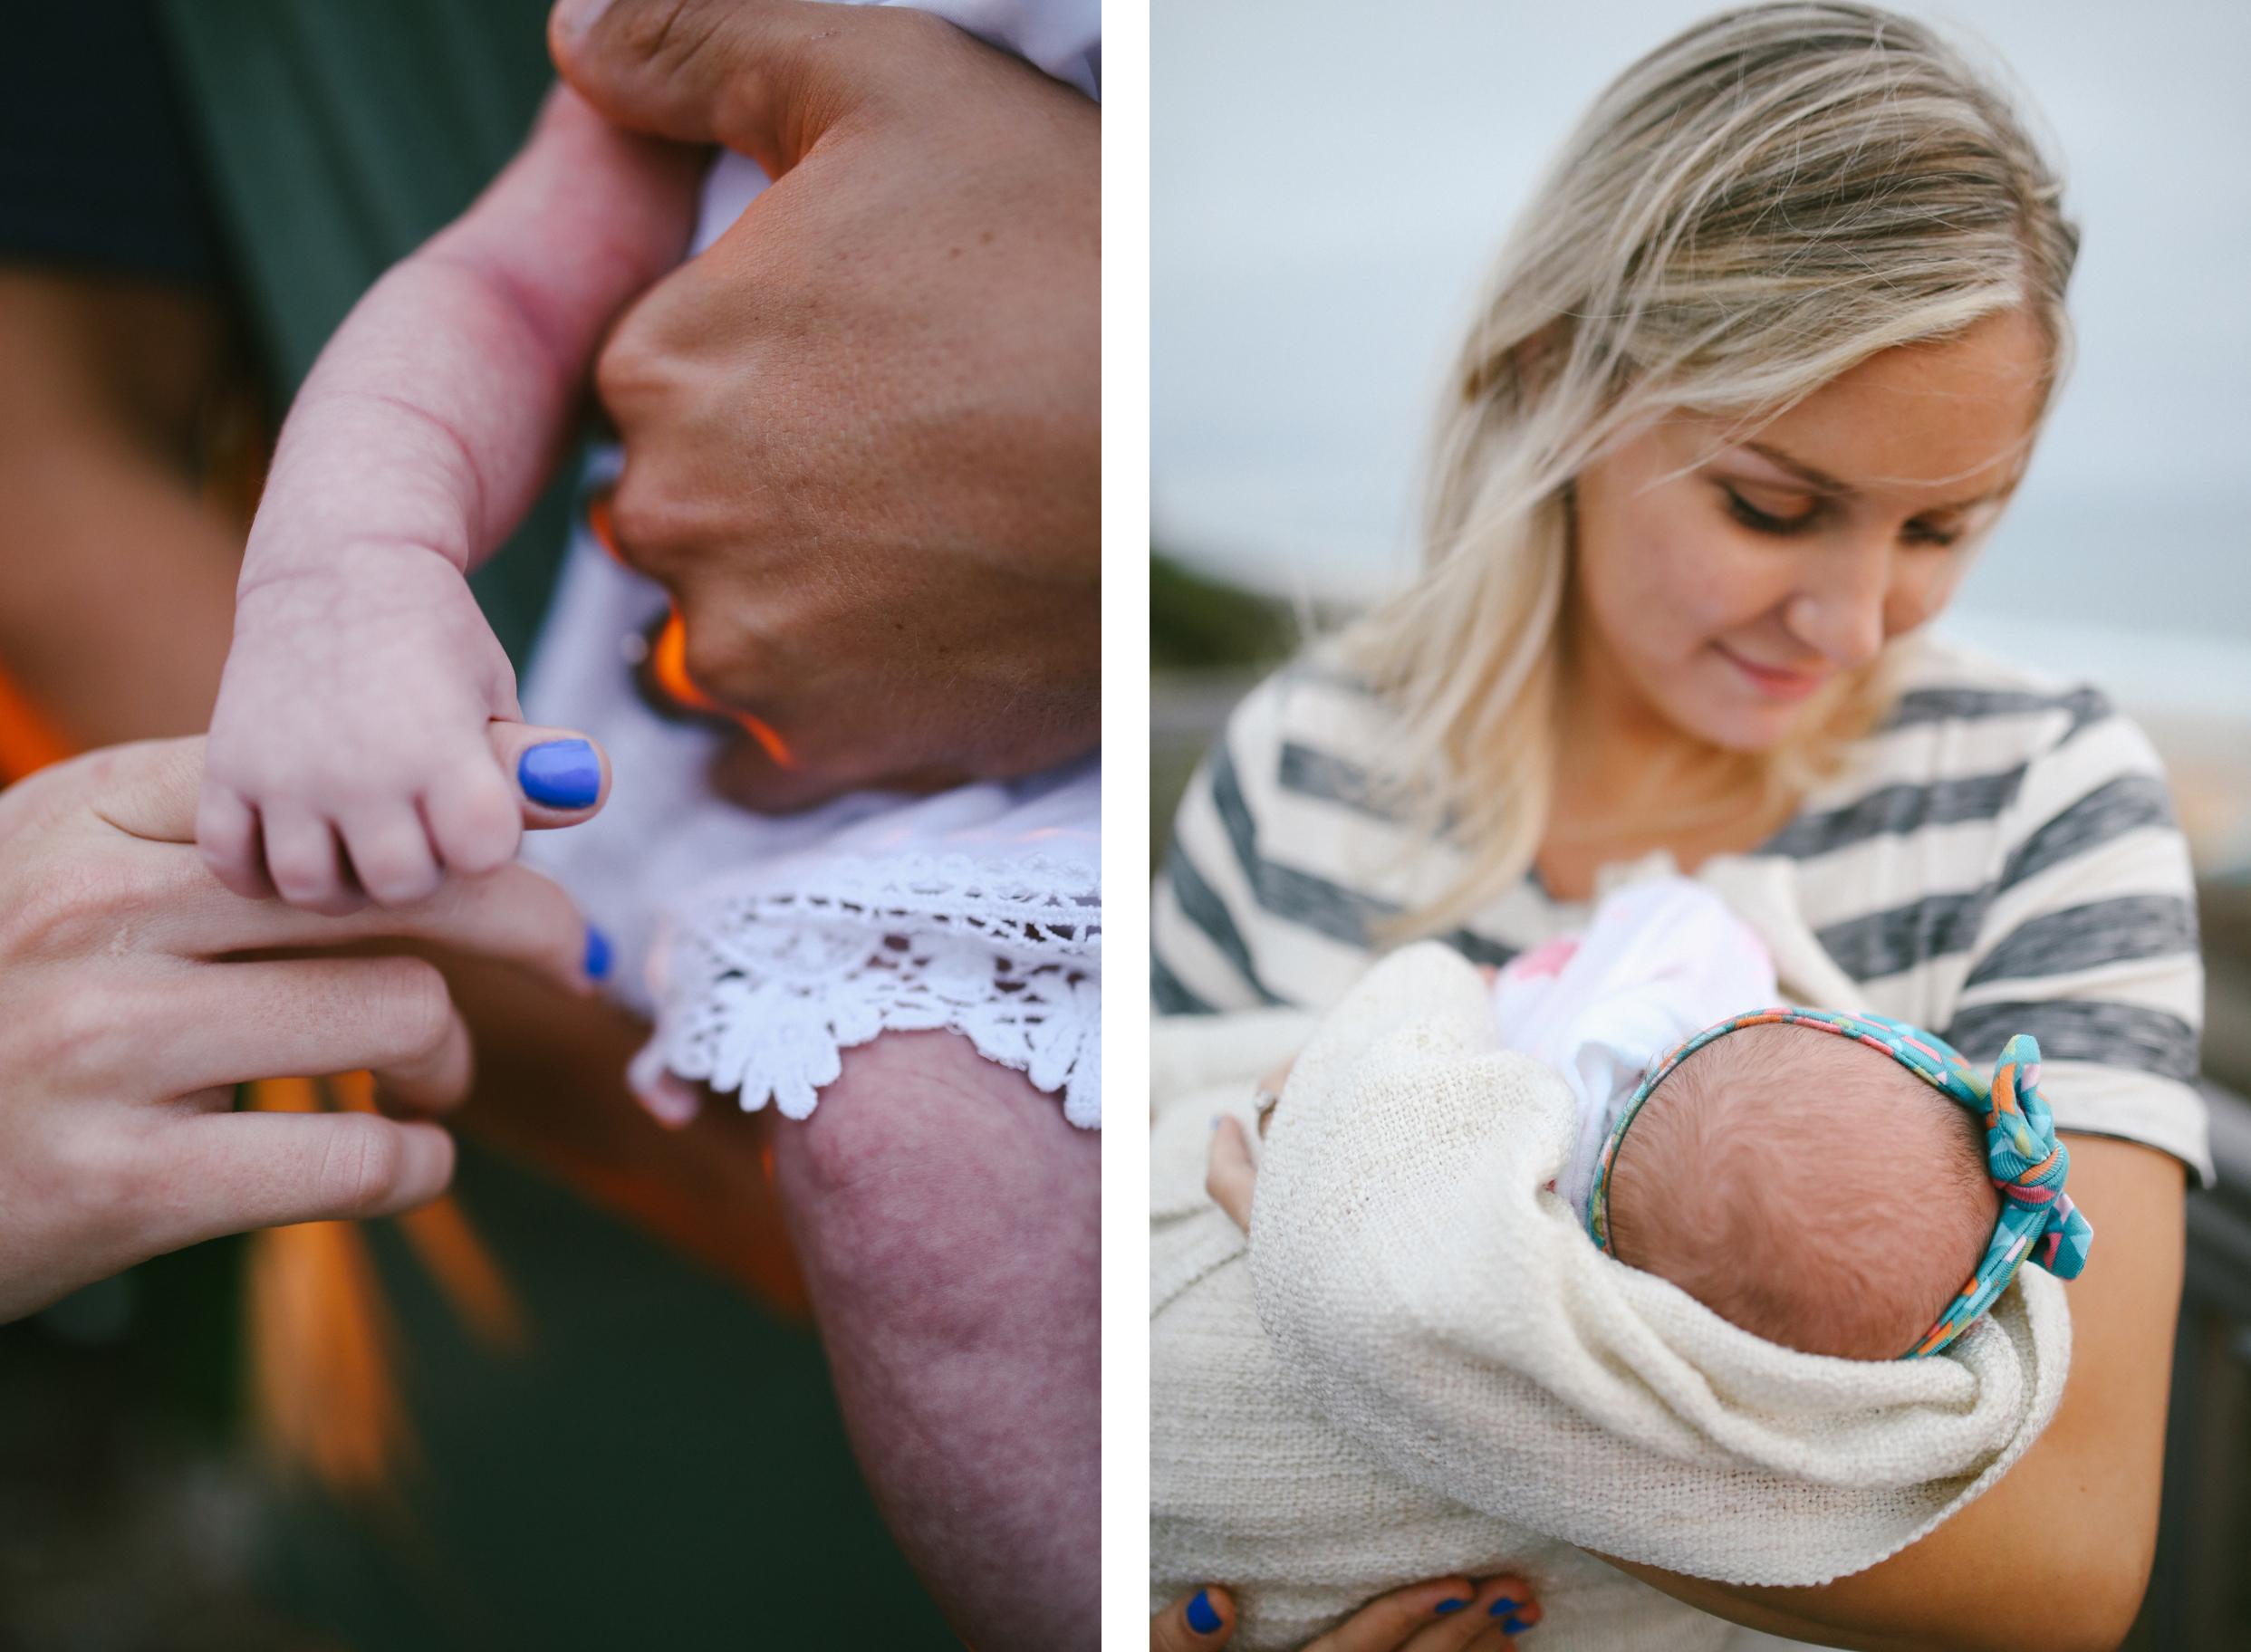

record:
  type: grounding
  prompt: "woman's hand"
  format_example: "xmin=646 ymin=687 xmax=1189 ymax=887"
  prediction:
xmin=551 ymin=0 xmax=1099 ymax=811
xmin=1153 ymin=1578 xmax=1542 ymax=1650
xmin=1209 ymin=1055 xmax=1297 ymax=1231
xmin=1209 ymin=1115 xmax=1259 ymax=1232
xmin=0 ymin=735 xmax=600 ymax=1321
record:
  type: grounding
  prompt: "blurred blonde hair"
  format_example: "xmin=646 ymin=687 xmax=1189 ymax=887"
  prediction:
xmin=1346 ymin=2 xmax=2078 ymax=936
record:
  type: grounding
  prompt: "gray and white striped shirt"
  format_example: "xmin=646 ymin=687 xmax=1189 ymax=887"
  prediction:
xmin=1155 ymin=634 xmax=2212 ymax=1183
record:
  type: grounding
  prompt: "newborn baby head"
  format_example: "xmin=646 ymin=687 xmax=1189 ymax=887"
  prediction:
xmin=1605 ymin=1023 xmax=2001 ymax=1361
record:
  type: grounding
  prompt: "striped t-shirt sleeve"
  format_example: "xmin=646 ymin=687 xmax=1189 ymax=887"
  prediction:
xmin=1153 ymin=669 xmax=1409 ymax=1014
xmin=1154 ymin=683 xmax=1289 ymax=1015
xmin=1777 ymin=668 xmax=2210 ymax=1183
xmin=1935 ymin=706 xmax=2208 ymax=1181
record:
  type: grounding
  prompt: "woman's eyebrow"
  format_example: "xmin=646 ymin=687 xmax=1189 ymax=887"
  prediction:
xmin=1733 ymin=439 xmax=2012 ymax=513
xmin=1736 ymin=441 xmax=1852 ymax=495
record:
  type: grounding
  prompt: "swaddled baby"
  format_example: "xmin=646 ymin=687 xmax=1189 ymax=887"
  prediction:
xmin=1158 ymin=877 xmax=2091 ymax=1649
xmin=1485 ymin=878 xmax=2086 ymax=1361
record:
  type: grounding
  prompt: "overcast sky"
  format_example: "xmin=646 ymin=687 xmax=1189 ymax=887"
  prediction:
xmin=1153 ymin=0 xmax=2251 ymax=640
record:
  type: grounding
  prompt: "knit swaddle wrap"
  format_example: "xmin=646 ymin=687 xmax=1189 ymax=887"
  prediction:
xmin=1583 ymin=1008 xmax=2093 ymax=1359
xmin=1185 ymin=942 xmax=2070 ymax=1633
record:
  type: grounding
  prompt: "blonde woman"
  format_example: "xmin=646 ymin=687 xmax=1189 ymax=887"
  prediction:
xmin=1155 ymin=5 xmax=2200 ymax=1647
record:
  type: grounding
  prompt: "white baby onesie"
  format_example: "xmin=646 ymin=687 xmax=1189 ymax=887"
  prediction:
xmin=1489 ymin=877 xmax=1776 ymax=1219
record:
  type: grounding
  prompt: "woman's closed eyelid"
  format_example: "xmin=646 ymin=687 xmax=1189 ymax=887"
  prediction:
xmin=1720 ymin=482 xmax=1823 ymax=535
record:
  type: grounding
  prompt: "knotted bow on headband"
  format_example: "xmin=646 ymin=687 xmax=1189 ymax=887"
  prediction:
xmin=1583 ymin=1006 xmax=2093 ymax=1360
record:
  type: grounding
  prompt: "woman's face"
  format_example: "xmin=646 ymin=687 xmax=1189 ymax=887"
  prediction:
xmin=1569 ymin=309 xmax=2051 ymax=753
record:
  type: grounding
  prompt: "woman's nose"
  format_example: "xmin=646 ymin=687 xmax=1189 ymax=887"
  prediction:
xmin=1783 ymin=547 xmax=1889 ymax=669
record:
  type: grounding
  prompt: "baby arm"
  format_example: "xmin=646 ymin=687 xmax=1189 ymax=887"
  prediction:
xmin=200 ymin=88 xmax=702 ymax=908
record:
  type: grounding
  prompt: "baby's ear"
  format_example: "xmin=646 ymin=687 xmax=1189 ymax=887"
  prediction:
xmin=493 ymin=725 xmax=611 ymax=826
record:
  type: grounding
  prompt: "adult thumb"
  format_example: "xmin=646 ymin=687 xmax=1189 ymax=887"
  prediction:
xmin=549 ymin=0 xmax=934 ymax=178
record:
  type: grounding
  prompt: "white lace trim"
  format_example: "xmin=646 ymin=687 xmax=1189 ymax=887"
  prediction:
xmin=639 ymin=850 xmax=1102 ymax=1129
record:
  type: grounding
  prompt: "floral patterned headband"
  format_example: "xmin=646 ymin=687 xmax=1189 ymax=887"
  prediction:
xmin=1583 ymin=1006 xmax=2093 ymax=1359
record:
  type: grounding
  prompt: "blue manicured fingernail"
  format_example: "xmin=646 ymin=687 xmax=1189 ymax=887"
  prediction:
xmin=1500 ymin=1614 xmax=1531 ymax=1636
xmin=1434 ymin=1598 xmax=1467 ymax=1614
xmin=519 ymin=739 xmax=601 ymax=808
xmin=1489 ymin=1597 xmax=1523 ymax=1615
xmin=1186 ymin=1590 xmax=1222 ymax=1635
xmin=583 ymin=925 xmax=611 ymax=981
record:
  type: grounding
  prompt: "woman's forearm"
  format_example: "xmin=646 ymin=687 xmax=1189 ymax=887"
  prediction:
xmin=1606 ymin=1134 xmax=2183 ymax=1652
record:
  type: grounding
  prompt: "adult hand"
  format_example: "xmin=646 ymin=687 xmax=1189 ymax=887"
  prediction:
xmin=0 ymin=735 xmax=601 ymax=1321
xmin=1152 ymin=1577 xmax=1544 ymax=1649
xmin=551 ymin=0 xmax=1100 ymax=812
xmin=1209 ymin=1055 xmax=1297 ymax=1229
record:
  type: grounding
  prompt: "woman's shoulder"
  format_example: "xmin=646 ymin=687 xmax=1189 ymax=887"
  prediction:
xmin=1220 ymin=651 xmax=1402 ymax=774
xmin=1802 ymin=630 xmax=2169 ymax=818
xmin=1886 ymin=631 xmax=2127 ymax=737
xmin=1204 ymin=654 xmax=1425 ymax=853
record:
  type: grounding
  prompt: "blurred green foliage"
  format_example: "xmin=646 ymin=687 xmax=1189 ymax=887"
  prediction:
xmin=1150 ymin=549 xmax=1295 ymax=669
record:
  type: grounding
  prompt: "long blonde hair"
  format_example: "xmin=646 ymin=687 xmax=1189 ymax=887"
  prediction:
xmin=1347 ymin=3 xmax=2078 ymax=936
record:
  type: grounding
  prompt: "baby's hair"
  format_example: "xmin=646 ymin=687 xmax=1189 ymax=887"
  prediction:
xmin=1606 ymin=1022 xmax=1999 ymax=1359
xmin=1347 ymin=4 xmax=2078 ymax=937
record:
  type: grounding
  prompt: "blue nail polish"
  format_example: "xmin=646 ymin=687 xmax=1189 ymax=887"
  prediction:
xmin=1434 ymin=1598 xmax=1467 ymax=1614
xmin=1488 ymin=1597 xmax=1523 ymax=1616
xmin=1186 ymin=1590 xmax=1222 ymax=1634
xmin=519 ymin=739 xmax=601 ymax=808
xmin=583 ymin=925 xmax=611 ymax=981
xmin=1500 ymin=1614 xmax=1531 ymax=1637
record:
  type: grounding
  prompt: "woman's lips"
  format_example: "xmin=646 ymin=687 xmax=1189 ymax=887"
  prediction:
xmin=1717 ymin=643 xmax=1832 ymax=700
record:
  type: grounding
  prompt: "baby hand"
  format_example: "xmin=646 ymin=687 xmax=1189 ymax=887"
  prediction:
xmin=199 ymin=548 xmax=609 ymax=910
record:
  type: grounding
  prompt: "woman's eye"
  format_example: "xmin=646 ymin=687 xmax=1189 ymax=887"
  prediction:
xmin=1722 ymin=486 xmax=1818 ymax=536
xmin=1900 ymin=518 xmax=1962 ymax=549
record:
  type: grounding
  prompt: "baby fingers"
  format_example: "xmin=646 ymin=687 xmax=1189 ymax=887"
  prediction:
xmin=259 ymin=803 xmax=365 ymax=915
xmin=338 ymin=805 xmax=446 ymax=906
xmin=193 ymin=783 xmax=278 ymax=901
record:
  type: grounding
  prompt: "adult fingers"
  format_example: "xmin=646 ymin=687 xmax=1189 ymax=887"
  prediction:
xmin=551 ymin=0 xmax=969 ymax=171
xmin=153 ymin=956 xmax=475 ymax=1112
xmin=1386 ymin=1575 xmax=1548 ymax=1652
xmin=58 ymin=735 xmax=206 ymax=845
xmin=1299 ymin=1578 xmax=1486 ymax=1652
xmin=1151 ymin=1587 xmax=1236 ymax=1650
xmin=72 ymin=834 xmax=598 ymax=997
xmin=490 ymin=724 xmax=611 ymax=829
xmin=1207 ymin=1117 xmax=1256 ymax=1234
xmin=228 ymin=863 xmax=600 ymax=993
xmin=143 ymin=1109 xmax=457 ymax=1251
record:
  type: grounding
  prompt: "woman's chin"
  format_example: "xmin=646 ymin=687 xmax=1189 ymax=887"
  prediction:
xmin=1673 ymin=694 xmax=1816 ymax=755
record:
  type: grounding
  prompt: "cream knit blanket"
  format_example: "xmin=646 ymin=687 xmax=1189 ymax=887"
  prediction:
xmin=1151 ymin=943 xmax=2070 ymax=1650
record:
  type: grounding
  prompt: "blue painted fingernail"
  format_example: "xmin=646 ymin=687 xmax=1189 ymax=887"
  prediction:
xmin=519 ymin=739 xmax=601 ymax=808
xmin=1434 ymin=1598 xmax=1467 ymax=1614
xmin=1489 ymin=1597 xmax=1523 ymax=1616
xmin=1500 ymin=1614 xmax=1531 ymax=1636
xmin=583 ymin=925 xmax=611 ymax=981
xmin=1186 ymin=1590 xmax=1222 ymax=1635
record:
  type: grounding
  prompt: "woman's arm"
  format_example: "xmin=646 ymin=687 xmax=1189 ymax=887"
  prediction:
xmin=1605 ymin=1132 xmax=2182 ymax=1652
